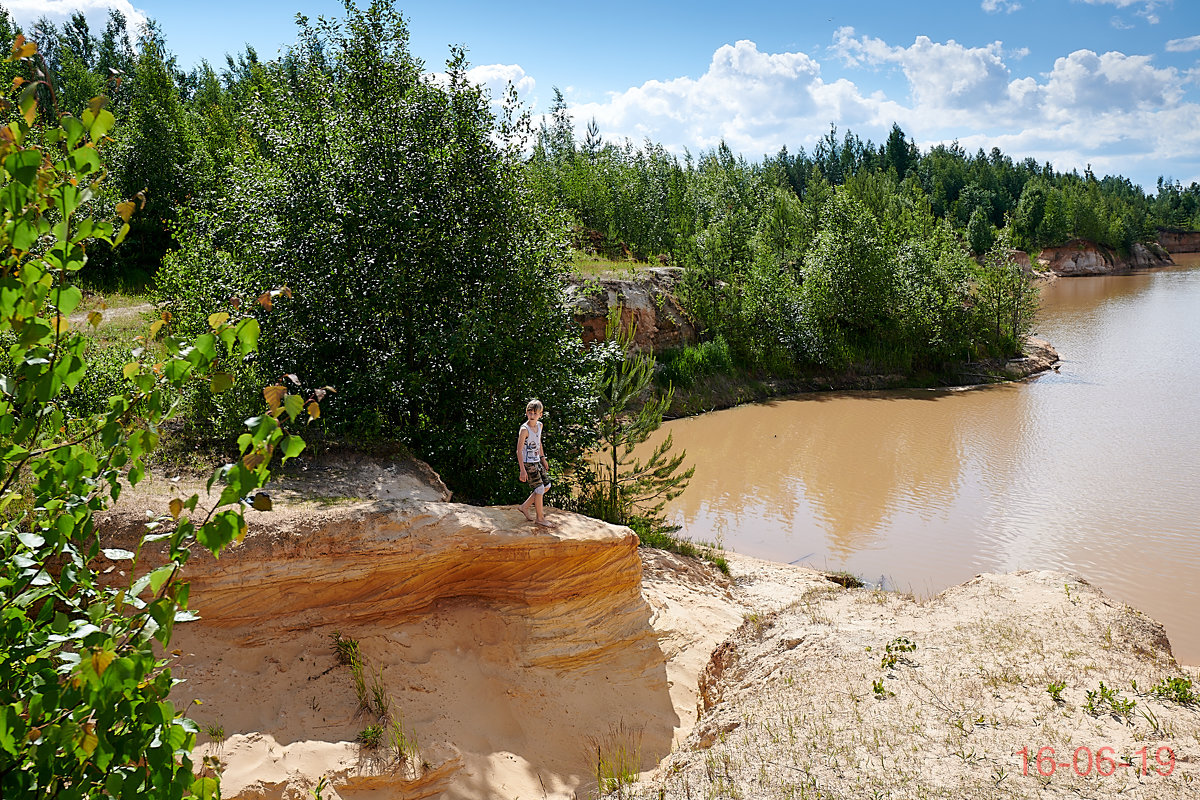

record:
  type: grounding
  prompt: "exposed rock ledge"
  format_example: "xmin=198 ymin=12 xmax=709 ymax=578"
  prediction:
xmin=1035 ymin=238 xmax=1173 ymax=276
xmin=97 ymin=457 xmax=1197 ymax=800
xmin=566 ymin=268 xmax=698 ymax=353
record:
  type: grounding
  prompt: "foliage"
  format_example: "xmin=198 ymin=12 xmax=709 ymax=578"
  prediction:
xmin=973 ymin=228 xmax=1039 ymax=356
xmin=0 ymin=40 xmax=311 ymax=799
xmin=583 ymin=307 xmax=693 ymax=526
xmin=1151 ymin=676 xmax=1197 ymax=706
xmin=155 ymin=1 xmax=599 ymax=503
xmin=658 ymin=336 xmax=734 ymax=388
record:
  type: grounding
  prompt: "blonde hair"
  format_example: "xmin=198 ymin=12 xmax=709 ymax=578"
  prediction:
xmin=526 ymin=398 xmax=543 ymax=414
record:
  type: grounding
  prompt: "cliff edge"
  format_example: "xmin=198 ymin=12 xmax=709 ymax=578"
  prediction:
xmin=97 ymin=456 xmax=1198 ymax=800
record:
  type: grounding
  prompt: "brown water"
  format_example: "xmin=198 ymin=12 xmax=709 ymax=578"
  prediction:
xmin=656 ymin=254 xmax=1200 ymax=664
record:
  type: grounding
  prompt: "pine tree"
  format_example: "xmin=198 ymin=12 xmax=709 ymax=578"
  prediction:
xmin=591 ymin=306 xmax=693 ymax=526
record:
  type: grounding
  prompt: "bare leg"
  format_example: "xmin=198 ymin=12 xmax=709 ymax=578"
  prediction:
xmin=534 ymin=491 xmax=555 ymax=527
xmin=518 ymin=492 xmax=535 ymax=521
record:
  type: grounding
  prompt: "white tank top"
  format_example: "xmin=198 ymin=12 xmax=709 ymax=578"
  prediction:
xmin=521 ymin=421 xmax=542 ymax=463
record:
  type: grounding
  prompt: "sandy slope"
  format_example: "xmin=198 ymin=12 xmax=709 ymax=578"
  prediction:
xmin=622 ymin=570 xmax=1200 ymax=800
xmin=98 ymin=456 xmax=1199 ymax=799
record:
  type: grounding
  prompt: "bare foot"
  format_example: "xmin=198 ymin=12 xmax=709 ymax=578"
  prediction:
xmin=518 ymin=505 xmax=535 ymax=522
xmin=535 ymin=519 xmax=556 ymax=528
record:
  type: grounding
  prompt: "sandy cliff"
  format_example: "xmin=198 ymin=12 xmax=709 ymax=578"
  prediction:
xmin=101 ymin=462 xmax=679 ymax=800
xmin=1157 ymin=229 xmax=1200 ymax=254
xmin=97 ymin=457 xmax=1198 ymax=800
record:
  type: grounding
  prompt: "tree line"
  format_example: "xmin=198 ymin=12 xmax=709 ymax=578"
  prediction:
xmin=2 ymin=0 xmax=1196 ymax=506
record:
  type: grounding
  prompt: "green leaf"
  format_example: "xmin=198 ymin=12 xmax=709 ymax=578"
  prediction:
xmin=147 ymin=564 xmax=175 ymax=594
xmin=16 ymin=531 xmax=45 ymax=549
xmin=82 ymin=107 xmax=115 ymax=142
xmin=4 ymin=149 xmax=40 ymax=187
xmin=283 ymin=394 xmax=304 ymax=421
xmin=61 ymin=115 xmax=85 ymax=149
xmin=235 ymin=317 xmax=260 ymax=356
xmin=56 ymin=285 xmax=83 ymax=316
xmin=280 ymin=434 xmax=306 ymax=461
xmin=100 ymin=548 xmax=134 ymax=561
xmin=210 ymin=373 xmax=234 ymax=393
xmin=250 ymin=492 xmax=272 ymax=511
xmin=191 ymin=776 xmax=219 ymax=800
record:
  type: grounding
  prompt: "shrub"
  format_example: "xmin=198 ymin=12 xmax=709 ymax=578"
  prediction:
xmin=0 ymin=41 xmax=310 ymax=799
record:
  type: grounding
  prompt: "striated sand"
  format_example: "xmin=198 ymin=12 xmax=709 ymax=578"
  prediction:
xmin=97 ymin=455 xmax=1198 ymax=799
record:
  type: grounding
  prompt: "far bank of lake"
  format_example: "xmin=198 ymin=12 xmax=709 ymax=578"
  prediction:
xmin=654 ymin=254 xmax=1200 ymax=664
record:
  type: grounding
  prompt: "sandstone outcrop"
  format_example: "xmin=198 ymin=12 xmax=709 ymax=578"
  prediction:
xmin=1157 ymin=228 xmax=1200 ymax=253
xmin=1035 ymin=238 xmax=1173 ymax=276
xmin=566 ymin=268 xmax=698 ymax=353
xmin=97 ymin=460 xmax=677 ymax=800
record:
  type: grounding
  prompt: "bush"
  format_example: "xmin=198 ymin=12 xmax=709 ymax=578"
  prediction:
xmin=0 ymin=43 xmax=309 ymax=799
xmin=157 ymin=4 xmax=599 ymax=502
xmin=659 ymin=336 xmax=734 ymax=387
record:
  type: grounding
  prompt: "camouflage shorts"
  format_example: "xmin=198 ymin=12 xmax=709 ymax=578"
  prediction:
xmin=523 ymin=462 xmax=550 ymax=490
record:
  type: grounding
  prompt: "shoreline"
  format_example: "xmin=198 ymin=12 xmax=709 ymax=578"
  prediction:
xmin=664 ymin=335 xmax=1060 ymax=418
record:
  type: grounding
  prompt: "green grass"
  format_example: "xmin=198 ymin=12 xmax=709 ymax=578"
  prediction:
xmin=631 ymin=519 xmax=730 ymax=575
xmin=356 ymin=724 xmax=384 ymax=748
xmin=568 ymin=249 xmax=652 ymax=278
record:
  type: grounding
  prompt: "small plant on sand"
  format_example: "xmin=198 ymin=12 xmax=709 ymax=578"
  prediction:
xmin=743 ymin=612 xmax=768 ymax=640
xmin=370 ymin=665 xmax=390 ymax=718
xmin=589 ymin=722 xmax=643 ymax=795
xmin=349 ymin=653 xmax=369 ymax=712
xmin=388 ymin=711 xmax=421 ymax=768
xmin=357 ymin=724 xmax=385 ymax=749
xmin=871 ymin=679 xmax=894 ymax=699
xmin=1152 ymin=676 xmax=1197 ymax=706
xmin=880 ymin=637 xmax=917 ymax=670
xmin=1046 ymin=682 xmax=1066 ymax=704
xmin=201 ymin=721 xmax=227 ymax=753
xmin=331 ymin=631 xmax=360 ymax=666
xmin=1084 ymin=681 xmax=1136 ymax=720
xmin=825 ymin=570 xmax=865 ymax=588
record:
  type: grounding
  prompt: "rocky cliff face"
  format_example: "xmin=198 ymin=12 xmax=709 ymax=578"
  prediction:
xmin=1152 ymin=227 xmax=1200 ymax=253
xmin=566 ymin=268 xmax=698 ymax=353
xmin=1035 ymin=238 xmax=1173 ymax=276
xmin=1158 ymin=228 xmax=1200 ymax=253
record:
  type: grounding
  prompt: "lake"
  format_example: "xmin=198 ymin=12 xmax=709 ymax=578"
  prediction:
xmin=656 ymin=253 xmax=1200 ymax=664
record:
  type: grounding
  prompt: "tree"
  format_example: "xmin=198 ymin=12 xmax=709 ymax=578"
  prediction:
xmin=588 ymin=307 xmax=693 ymax=526
xmin=156 ymin=1 xmax=597 ymax=503
xmin=973 ymin=228 xmax=1039 ymax=355
xmin=101 ymin=38 xmax=212 ymax=285
xmin=0 ymin=38 xmax=310 ymax=798
xmin=967 ymin=206 xmax=995 ymax=254
xmin=800 ymin=189 xmax=896 ymax=363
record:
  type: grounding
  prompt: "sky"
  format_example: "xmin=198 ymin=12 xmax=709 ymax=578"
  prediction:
xmin=6 ymin=0 xmax=1200 ymax=189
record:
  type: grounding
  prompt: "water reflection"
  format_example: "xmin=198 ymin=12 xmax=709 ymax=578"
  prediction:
xmin=654 ymin=259 xmax=1200 ymax=663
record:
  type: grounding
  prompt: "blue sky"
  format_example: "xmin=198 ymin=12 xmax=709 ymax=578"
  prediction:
xmin=7 ymin=0 xmax=1200 ymax=189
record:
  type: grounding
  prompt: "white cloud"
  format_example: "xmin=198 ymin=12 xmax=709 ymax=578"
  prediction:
xmin=3 ymin=1 xmax=148 ymax=33
xmin=1167 ymin=35 xmax=1200 ymax=52
xmin=833 ymin=30 xmax=1019 ymax=110
xmin=552 ymin=31 xmax=1199 ymax=189
xmin=981 ymin=0 xmax=1022 ymax=13
xmin=566 ymin=40 xmax=883 ymax=155
xmin=1042 ymin=49 xmax=1182 ymax=114
xmin=1077 ymin=0 xmax=1167 ymax=24
xmin=463 ymin=63 xmax=536 ymax=105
